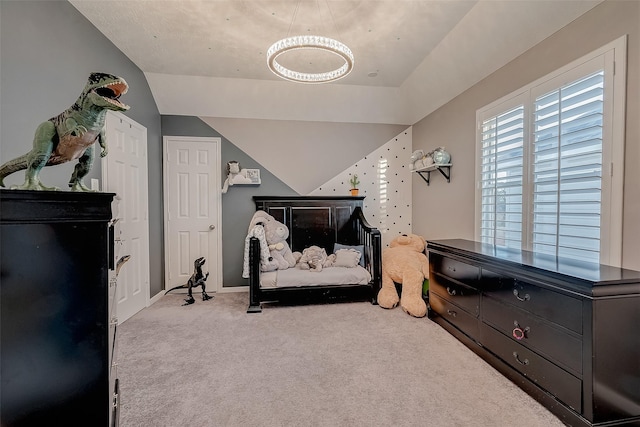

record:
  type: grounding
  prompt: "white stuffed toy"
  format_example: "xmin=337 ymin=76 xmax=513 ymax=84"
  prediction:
xmin=242 ymin=210 xmax=280 ymax=278
xmin=409 ymin=149 xmax=436 ymax=170
xmin=409 ymin=150 xmax=424 ymax=171
xmin=222 ymin=161 xmax=253 ymax=193
xmin=256 ymin=211 xmax=296 ymax=270
xmin=296 ymin=246 xmax=336 ymax=272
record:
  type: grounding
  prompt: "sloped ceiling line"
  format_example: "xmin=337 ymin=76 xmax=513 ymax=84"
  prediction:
xmin=201 ymin=116 xmax=408 ymax=195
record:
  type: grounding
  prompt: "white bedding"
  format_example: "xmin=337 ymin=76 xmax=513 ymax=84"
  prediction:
xmin=260 ymin=266 xmax=372 ymax=289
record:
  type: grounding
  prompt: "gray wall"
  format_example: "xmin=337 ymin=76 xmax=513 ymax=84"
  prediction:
xmin=161 ymin=116 xmax=296 ymax=288
xmin=411 ymin=0 xmax=640 ymax=270
xmin=0 ymin=0 xmax=164 ymax=294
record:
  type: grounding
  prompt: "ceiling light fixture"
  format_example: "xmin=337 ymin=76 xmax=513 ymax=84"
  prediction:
xmin=267 ymin=36 xmax=354 ymax=84
xmin=267 ymin=0 xmax=354 ymax=84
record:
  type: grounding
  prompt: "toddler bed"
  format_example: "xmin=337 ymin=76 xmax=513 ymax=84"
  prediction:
xmin=247 ymin=196 xmax=382 ymax=313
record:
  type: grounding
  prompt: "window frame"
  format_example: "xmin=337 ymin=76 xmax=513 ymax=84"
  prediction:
xmin=475 ymin=36 xmax=627 ymax=266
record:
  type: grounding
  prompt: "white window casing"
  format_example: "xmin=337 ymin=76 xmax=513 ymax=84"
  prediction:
xmin=475 ymin=36 xmax=626 ymax=266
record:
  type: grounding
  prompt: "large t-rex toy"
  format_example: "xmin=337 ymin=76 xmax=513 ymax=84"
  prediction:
xmin=165 ymin=257 xmax=214 ymax=305
xmin=0 ymin=72 xmax=129 ymax=191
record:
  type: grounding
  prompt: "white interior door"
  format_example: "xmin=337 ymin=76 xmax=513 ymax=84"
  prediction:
xmin=163 ymin=136 xmax=222 ymax=295
xmin=103 ymin=111 xmax=150 ymax=324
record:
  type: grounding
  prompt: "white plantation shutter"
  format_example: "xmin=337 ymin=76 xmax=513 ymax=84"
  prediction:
xmin=532 ymin=72 xmax=604 ymax=262
xmin=475 ymin=37 xmax=625 ymax=265
xmin=480 ymin=106 xmax=524 ymax=248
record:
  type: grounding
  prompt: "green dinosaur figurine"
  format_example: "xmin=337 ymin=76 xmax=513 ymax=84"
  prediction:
xmin=0 ymin=72 xmax=129 ymax=191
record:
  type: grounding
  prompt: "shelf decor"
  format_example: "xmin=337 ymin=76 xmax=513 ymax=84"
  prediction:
xmin=413 ymin=163 xmax=452 ymax=186
xmin=349 ymin=174 xmax=360 ymax=196
xmin=412 ymin=147 xmax=452 ymax=186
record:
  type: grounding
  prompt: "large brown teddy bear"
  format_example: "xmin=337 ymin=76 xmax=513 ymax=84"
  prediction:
xmin=378 ymin=234 xmax=429 ymax=317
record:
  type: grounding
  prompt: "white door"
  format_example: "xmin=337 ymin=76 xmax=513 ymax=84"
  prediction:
xmin=163 ymin=136 xmax=222 ymax=296
xmin=102 ymin=111 xmax=150 ymax=324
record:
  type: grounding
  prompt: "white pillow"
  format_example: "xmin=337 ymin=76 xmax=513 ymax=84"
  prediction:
xmin=333 ymin=248 xmax=361 ymax=268
xmin=333 ymin=243 xmax=365 ymax=266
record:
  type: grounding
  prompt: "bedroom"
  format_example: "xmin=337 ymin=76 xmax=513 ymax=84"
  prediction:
xmin=0 ymin=1 xmax=638 ymax=425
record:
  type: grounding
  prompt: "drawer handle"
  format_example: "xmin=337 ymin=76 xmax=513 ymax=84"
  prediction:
xmin=513 ymin=288 xmax=530 ymax=302
xmin=446 ymin=309 xmax=457 ymax=318
xmin=512 ymin=351 xmax=529 ymax=366
xmin=447 ymin=266 xmax=457 ymax=273
xmin=512 ymin=321 xmax=530 ymax=340
xmin=446 ymin=287 xmax=457 ymax=296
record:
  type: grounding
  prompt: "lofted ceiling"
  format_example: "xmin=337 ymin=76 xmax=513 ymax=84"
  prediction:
xmin=69 ymin=0 xmax=602 ymax=124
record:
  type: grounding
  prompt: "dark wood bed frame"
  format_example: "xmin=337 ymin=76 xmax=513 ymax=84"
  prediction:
xmin=247 ymin=196 xmax=382 ymax=313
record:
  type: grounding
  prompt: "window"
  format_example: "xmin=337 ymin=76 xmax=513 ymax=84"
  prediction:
xmin=476 ymin=37 xmax=626 ymax=266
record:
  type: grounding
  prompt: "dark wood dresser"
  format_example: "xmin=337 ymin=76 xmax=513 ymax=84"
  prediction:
xmin=0 ymin=190 xmax=118 ymax=427
xmin=427 ymin=239 xmax=640 ymax=427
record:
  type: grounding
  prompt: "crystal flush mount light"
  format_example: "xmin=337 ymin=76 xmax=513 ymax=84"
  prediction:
xmin=266 ymin=35 xmax=354 ymax=84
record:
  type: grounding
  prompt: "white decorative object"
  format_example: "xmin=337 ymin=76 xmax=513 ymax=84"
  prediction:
xmin=432 ymin=147 xmax=451 ymax=165
xmin=409 ymin=150 xmax=425 ymax=171
xmin=222 ymin=162 xmax=260 ymax=193
xmin=267 ymin=35 xmax=354 ymax=84
xmin=244 ymin=169 xmax=261 ymax=184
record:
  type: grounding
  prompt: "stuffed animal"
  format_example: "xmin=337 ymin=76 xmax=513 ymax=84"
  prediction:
xmin=378 ymin=233 xmax=429 ymax=317
xmin=409 ymin=149 xmax=434 ymax=170
xmin=260 ymin=212 xmax=296 ymax=270
xmin=409 ymin=150 xmax=424 ymax=171
xmin=296 ymin=246 xmax=335 ymax=272
xmin=242 ymin=210 xmax=278 ymax=276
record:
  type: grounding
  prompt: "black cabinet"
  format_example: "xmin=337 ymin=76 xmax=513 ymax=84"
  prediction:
xmin=1 ymin=190 xmax=117 ymax=427
xmin=427 ymin=239 xmax=640 ymax=427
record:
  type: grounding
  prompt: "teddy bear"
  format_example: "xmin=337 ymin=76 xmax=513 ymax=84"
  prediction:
xmin=378 ymin=233 xmax=429 ymax=317
xmin=259 ymin=211 xmax=296 ymax=270
xmin=296 ymin=246 xmax=336 ymax=272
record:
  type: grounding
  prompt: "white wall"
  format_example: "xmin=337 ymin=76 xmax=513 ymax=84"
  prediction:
xmin=311 ymin=127 xmax=413 ymax=248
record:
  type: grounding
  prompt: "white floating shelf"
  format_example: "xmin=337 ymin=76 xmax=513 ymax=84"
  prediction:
xmin=412 ymin=163 xmax=452 ymax=186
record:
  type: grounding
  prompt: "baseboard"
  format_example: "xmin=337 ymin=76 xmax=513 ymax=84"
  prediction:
xmin=217 ymin=285 xmax=248 ymax=294
xmin=149 ymin=291 xmax=164 ymax=306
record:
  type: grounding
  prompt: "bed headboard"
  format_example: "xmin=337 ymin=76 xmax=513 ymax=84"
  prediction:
xmin=253 ymin=196 xmax=366 ymax=254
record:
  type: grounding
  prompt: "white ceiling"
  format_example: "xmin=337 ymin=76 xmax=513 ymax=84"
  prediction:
xmin=69 ymin=0 xmax=602 ymax=124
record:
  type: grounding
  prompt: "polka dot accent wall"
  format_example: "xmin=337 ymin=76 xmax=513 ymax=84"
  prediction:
xmin=309 ymin=126 xmax=413 ymax=248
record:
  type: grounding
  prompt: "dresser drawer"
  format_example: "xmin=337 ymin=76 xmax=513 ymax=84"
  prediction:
xmin=430 ymin=253 xmax=480 ymax=285
xmin=481 ymin=323 xmax=582 ymax=412
xmin=430 ymin=293 xmax=479 ymax=338
xmin=482 ymin=296 xmax=582 ymax=375
xmin=430 ymin=274 xmax=479 ymax=316
xmin=482 ymin=270 xmax=582 ymax=334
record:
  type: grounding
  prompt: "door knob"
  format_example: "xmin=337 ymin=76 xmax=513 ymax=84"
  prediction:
xmin=209 ymin=224 xmax=215 ymax=230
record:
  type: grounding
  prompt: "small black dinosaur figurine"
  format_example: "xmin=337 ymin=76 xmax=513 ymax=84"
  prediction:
xmin=165 ymin=257 xmax=213 ymax=305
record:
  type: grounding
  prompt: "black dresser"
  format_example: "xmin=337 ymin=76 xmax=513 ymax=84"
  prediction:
xmin=0 ymin=190 xmax=118 ymax=427
xmin=427 ymin=239 xmax=640 ymax=427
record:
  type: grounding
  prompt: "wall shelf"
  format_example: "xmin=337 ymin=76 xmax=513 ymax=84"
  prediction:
xmin=413 ymin=164 xmax=451 ymax=186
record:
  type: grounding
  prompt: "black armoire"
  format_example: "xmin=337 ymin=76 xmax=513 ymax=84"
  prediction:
xmin=0 ymin=190 xmax=118 ymax=427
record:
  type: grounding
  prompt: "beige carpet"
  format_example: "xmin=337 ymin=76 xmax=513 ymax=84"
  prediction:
xmin=117 ymin=292 xmax=565 ymax=427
